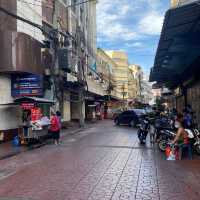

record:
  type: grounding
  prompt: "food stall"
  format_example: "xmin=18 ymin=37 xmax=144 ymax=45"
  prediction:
xmin=14 ymin=97 xmax=55 ymax=145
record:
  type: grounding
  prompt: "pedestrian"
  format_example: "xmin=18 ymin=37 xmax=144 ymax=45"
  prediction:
xmin=172 ymin=113 xmax=192 ymax=159
xmin=183 ymin=109 xmax=193 ymax=129
xmin=50 ymin=111 xmax=60 ymax=145
xmin=22 ymin=109 xmax=31 ymax=137
xmin=56 ymin=111 xmax=62 ymax=142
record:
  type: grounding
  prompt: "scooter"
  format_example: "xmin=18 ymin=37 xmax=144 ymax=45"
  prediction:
xmin=158 ymin=129 xmax=176 ymax=151
xmin=185 ymin=128 xmax=200 ymax=155
xmin=137 ymin=117 xmax=150 ymax=144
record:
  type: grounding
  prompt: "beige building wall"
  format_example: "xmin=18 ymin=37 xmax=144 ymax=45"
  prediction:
xmin=0 ymin=75 xmax=21 ymax=130
xmin=128 ymin=68 xmax=138 ymax=100
xmin=129 ymin=64 xmax=143 ymax=100
xmin=170 ymin=0 xmax=197 ymax=7
xmin=106 ymin=51 xmax=129 ymax=100
xmin=97 ymin=48 xmax=119 ymax=98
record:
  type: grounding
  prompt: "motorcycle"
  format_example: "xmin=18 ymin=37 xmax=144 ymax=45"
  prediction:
xmin=158 ymin=129 xmax=176 ymax=151
xmin=158 ymin=127 xmax=200 ymax=153
xmin=137 ymin=117 xmax=150 ymax=144
xmin=154 ymin=115 xmax=174 ymax=141
xmin=185 ymin=128 xmax=200 ymax=155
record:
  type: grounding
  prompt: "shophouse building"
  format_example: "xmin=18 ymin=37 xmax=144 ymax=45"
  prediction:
xmin=0 ymin=0 xmax=43 ymax=140
xmin=150 ymin=0 xmax=200 ymax=127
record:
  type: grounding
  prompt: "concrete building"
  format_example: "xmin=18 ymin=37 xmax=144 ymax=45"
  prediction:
xmin=0 ymin=0 xmax=100 ymax=140
xmin=170 ymin=0 xmax=198 ymax=7
xmin=150 ymin=0 xmax=200 ymax=126
xmin=97 ymin=48 xmax=122 ymax=99
xmin=127 ymin=68 xmax=138 ymax=101
xmin=0 ymin=0 xmax=43 ymax=140
xmin=42 ymin=0 xmax=100 ymax=123
xmin=105 ymin=51 xmax=129 ymax=100
xmin=129 ymin=65 xmax=143 ymax=101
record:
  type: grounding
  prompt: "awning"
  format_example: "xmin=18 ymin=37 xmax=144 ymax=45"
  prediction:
xmin=150 ymin=2 xmax=200 ymax=86
xmin=14 ymin=97 xmax=55 ymax=104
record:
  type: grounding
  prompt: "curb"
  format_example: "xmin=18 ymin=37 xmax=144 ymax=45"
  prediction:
xmin=0 ymin=127 xmax=86 ymax=161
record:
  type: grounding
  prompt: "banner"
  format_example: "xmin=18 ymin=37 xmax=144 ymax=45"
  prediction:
xmin=11 ymin=74 xmax=43 ymax=97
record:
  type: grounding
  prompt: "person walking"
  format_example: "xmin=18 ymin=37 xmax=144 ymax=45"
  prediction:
xmin=56 ymin=111 xmax=62 ymax=143
xmin=22 ymin=110 xmax=31 ymax=137
xmin=50 ymin=111 xmax=60 ymax=145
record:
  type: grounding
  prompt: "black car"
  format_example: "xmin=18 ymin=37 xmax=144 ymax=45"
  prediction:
xmin=114 ymin=110 xmax=140 ymax=127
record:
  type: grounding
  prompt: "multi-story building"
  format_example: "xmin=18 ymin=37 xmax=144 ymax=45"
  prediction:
xmin=105 ymin=51 xmax=129 ymax=100
xmin=129 ymin=65 xmax=143 ymax=101
xmin=97 ymin=48 xmax=124 ymax=100
xmin=0 ymin=0 xmax=100 ymax=140
xmin=170 ymin=0 xmax=198 ymax=7
xmin=0 ymin=0 xmax=43 ymax=140
xmin=127 ymin=68 xmax=138 ymax=101
xmin=150 ymin=0 xmax=200 ymax=126
xmin=42 ymin=0 xmax=99 ymax=123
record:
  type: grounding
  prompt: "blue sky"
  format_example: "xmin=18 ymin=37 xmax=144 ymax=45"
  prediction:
xmin=97 ymin=0 xmax=170 ymax=75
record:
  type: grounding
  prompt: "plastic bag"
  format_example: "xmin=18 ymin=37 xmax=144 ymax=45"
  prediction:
xmin=12 ymin=136 xmax=20 ymax=147
xmin=166 ymin=145 xmax=179 ymax=160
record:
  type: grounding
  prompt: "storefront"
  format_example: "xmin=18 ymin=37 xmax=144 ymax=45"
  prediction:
xmin=0 ymin=31 xmax=43 ymax=141
xmin=150 ymin=2 xmax=200 ymax=126
xmin=13 ymin=97 xmax=54 ymax=144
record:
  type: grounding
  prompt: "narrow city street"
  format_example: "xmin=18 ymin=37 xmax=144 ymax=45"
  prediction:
xmin=0 ymin=120 xmax=200 ymax=200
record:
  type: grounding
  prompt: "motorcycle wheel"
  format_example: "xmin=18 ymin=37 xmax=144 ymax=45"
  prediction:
xmin=158 ymin=140 xmax=167 ymax=151
xmin=195 ymin=145 xmax=200 ymax=155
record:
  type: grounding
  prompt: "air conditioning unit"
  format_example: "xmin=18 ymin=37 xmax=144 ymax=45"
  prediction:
xmin=58 ymin=48 xmax=71 ymax=73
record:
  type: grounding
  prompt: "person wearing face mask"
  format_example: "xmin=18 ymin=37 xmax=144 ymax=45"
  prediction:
xmin=172 ymin=113 xmax=189 ymax=145
xmin=172 ymin=113 xmax=192 ymax=159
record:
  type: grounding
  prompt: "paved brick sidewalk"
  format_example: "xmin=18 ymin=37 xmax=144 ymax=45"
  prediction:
xmin=0 ymin=122 xmax=91 ymax=160
xmin=0 ymin=120 xmax=200 ymax=200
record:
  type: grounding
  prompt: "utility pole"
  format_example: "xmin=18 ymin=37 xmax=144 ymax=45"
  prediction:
xmin=77 ymin=26 xmax=85 ymax=127
xmin=121 ymin=84 xmax=127 ymax=110
xmin=138 ymin=74 xmax=142 ymax=102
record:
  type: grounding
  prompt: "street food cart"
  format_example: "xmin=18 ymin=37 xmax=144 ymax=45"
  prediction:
xmin=14 ymin=97 xmax=55 ymax=145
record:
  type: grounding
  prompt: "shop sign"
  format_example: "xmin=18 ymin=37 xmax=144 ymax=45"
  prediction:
xmin=11 ymin=74 xmax=43 ymax=97
xmin=21 ymin=103 xmax=35 ymax=109
xmin=31 ymin=107 xmax=42 ymax=121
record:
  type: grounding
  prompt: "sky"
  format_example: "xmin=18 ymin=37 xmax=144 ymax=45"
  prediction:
xmin=97 ymin=0 xmax=170 ymax=75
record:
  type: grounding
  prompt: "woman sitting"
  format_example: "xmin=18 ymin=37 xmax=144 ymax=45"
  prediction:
xmin=172 ymin=113 xmax=192 ymax=159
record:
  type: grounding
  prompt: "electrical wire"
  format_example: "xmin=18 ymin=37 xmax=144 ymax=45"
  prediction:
xmin=17 ymin=0 xmax=53 ymax=9
xmin=17 ymin=0 xmax=96 ymax=9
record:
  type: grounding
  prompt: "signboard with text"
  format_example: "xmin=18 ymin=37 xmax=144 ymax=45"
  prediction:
xmin=11 ymin=74 xmax=43 ymax=97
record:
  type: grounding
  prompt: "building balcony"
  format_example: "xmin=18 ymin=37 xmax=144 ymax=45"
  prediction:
xmin=0 ymin=30 xmax=43 ymax=75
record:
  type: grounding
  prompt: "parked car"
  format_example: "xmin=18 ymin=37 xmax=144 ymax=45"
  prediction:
xmin=107 ymin=108 xmax=123 ymax=119
xmin=132 ymin=109 xmax=147 ymax=117
xmin=114 ymin=110 xmax=140 ymax=127
xmin=111 ymin=108 xmax=123 ymax=119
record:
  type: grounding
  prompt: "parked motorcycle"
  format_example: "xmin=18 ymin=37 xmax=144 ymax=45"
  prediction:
xmin=158 ymin=129 xmax=176 ymax=151
xmin=158 ymin=127 xmax=200 ymax=153
xmin=137 ymin=117 xmax=150 ymax=144
xmin=185 ymin=128 xmax=200 ymax=155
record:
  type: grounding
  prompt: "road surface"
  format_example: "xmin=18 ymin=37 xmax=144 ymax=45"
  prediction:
xmin=0 ymin=120 xmax=200 ymax=200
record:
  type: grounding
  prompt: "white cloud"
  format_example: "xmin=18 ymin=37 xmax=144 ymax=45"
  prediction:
xmin=138 ymin=12 xmax=164 ymax=35
xmin=126 ymin=42 xmax=144 ymax=48
xmin=97 ymin=0 xmax=138 ymax=41
xmin=97 ymin=0 xmax=165 ymax=44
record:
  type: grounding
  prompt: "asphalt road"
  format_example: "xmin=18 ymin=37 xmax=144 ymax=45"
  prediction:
xmin=0 ymin=120 xmax=200 ymax=200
